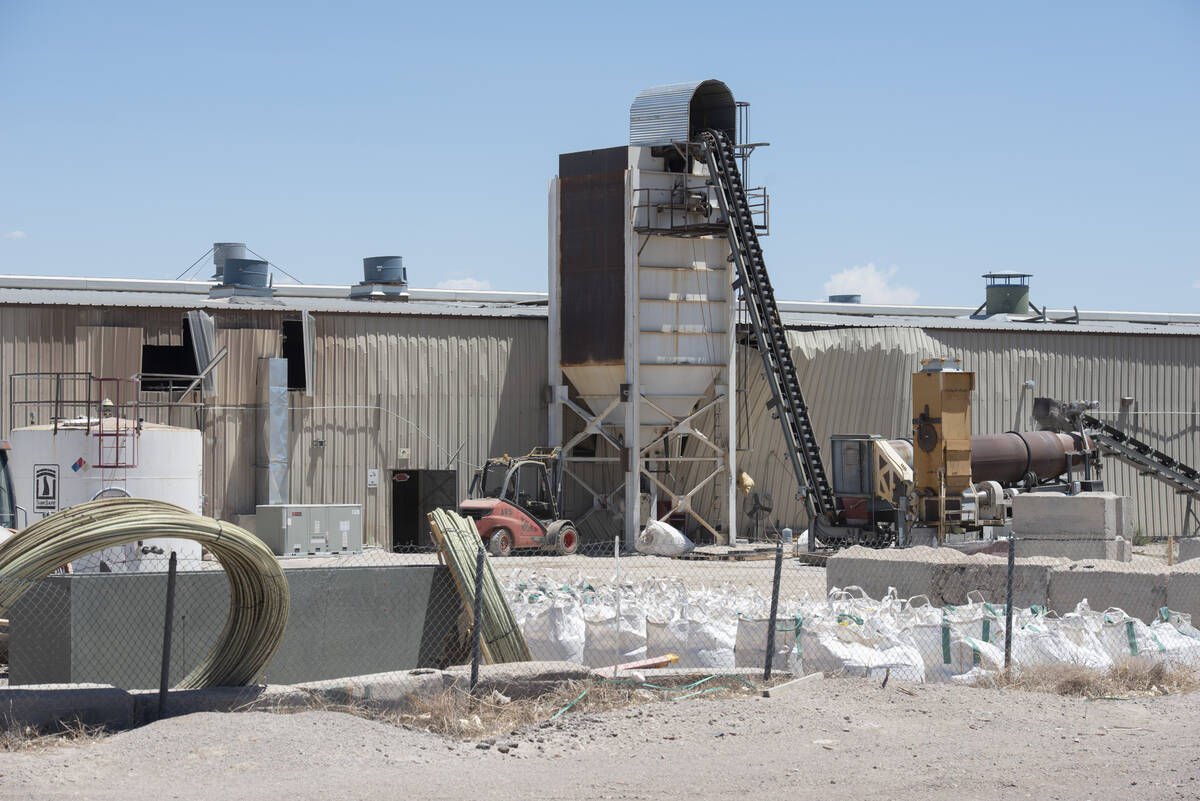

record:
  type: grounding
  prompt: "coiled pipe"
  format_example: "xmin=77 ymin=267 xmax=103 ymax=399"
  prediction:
xmin=0 ymin=498 xmax=289 ymax=688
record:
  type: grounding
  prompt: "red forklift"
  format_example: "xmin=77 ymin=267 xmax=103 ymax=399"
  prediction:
xmin=459 ymin=447 xmax=579 ymax=557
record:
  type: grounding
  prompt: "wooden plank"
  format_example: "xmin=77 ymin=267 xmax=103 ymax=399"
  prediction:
xmin=428 ymin=508 xmax=532 ymax=664
xmin=428 ymin=512 xmax=494 ymax=664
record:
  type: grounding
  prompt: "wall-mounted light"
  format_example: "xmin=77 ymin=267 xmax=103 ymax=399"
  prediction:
xmin=1023 ymin=379 xmax=1036 ymax=390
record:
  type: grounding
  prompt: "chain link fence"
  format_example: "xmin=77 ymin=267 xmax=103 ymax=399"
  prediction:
xmin=5 ymin=527 xmax=1200 ymax=714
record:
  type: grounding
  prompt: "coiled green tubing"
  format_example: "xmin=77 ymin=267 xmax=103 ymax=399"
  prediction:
xmin=0 ymin=498 xmax=289 ymax=688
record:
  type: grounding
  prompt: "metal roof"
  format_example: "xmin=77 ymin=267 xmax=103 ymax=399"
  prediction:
xmin=778 ymin=310 xmax=1200 ymax=337
xmin=0 ymin=286 xmax=548 ymax=319
xmin=1 ymin=275 xmax=1197 ymax=332
xmin=629 ymin=79 xmax=734 ymax=146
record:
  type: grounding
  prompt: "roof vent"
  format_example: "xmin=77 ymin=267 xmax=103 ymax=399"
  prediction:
xmin=979 ymin=272 xmax=1031 ymax=315
xmin=350 ymin=256 xmax=409 ymax=301
xmin=211 ymin=242 xmax=246 ymax=281
xmin=210 ymin=256 xmax=274 ymax=299
xmin=827 ymin=294 xmax=861 ymax=304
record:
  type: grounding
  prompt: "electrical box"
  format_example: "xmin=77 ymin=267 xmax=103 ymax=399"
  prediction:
xmin=255 ymin=504 xmax=363 ymax=556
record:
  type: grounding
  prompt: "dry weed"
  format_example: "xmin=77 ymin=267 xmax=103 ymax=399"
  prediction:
xmin=986 ymin=660 xmax=1200 ymax=698
xmin=293 ymin=675 xmax=764 ymax=740
xmin=1 ymin=717 xmax=109 ymax=751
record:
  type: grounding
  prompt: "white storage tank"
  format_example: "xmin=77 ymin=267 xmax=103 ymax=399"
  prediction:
xmin=8 ymin=419 xmax=204 ymax=572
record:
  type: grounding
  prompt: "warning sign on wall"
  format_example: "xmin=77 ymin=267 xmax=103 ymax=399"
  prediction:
xmin=34 ymin=464 xmax=59 ymax=513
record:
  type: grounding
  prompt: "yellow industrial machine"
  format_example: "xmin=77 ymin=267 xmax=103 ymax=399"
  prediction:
xmin=911 ymin=358 xmax=975 ymax=540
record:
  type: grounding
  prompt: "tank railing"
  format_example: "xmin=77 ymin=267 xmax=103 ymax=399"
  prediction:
xmin=7 ymin=372 xmax=94 ymax=433
xmin=6 ymin=372 xmax=211 ymax=439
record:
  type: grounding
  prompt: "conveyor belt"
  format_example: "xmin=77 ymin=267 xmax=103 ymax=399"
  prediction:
xmin=1081 ymin=413 xmax=1200 ymax=498
xmin=700 ymin=129 xmax=838 ymax=522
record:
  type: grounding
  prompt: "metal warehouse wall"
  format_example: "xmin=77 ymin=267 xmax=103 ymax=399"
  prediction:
xmin=682 ymin=326 xmax=1200 ymax=539
xmin=289 ymin=313 xmax=547 ymax=544
xmin=0 ymin=304 xmax=547 ymax=546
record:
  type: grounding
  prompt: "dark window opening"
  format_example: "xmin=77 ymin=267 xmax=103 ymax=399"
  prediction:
xmin=281 ymin=320 xmax=307 ymax=390
xmin=570 ymin=434 xmax=598 ymax=458
xmin=141 ymin=318 xmax=199 ymax=391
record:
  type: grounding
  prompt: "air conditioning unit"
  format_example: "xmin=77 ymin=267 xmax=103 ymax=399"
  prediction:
xmin=255 ymin=504 xmax=363 ymax=556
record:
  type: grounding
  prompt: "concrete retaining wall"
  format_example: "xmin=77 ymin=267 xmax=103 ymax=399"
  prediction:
xmin=8 ymin=565 xmax=463 ymax=688
xmin=1046 ymin=560 xmax=1168 ymax=623
xmin=0 ymin=662 xmax=596 ymax=730
xmin=829 ymin=546 xmax=1191 ymax=623
xmin=826 ymin=546 xmax=1061 ymax=608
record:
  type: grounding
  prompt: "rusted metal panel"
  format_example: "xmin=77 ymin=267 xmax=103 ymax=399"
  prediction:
xmin=558 ymin=147 xmax=627 ymax=367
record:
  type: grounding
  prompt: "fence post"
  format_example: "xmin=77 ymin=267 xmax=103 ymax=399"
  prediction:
xmin=470 ymin=545 xmax=486 ymax=693
xmin=157 ymin=551 xmax=178 ymax=721
xmin=614 ymin=535 xmax=621 ymax=678
xmin=1004 ymin=535 xmax=1015 ymax=672
xmin=764 ymin=541 xmax=783 ymax=680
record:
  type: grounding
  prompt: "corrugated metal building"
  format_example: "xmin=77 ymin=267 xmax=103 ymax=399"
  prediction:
xmin=0 ymin=278 xmax=548 ymax=548
xmin=2 ymin=275 xmax=1198 ymax=544
xmin=681 ymin=310 xmax=1200 ymax=539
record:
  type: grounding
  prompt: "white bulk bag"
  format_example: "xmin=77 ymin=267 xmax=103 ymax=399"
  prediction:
xmin=734 ymin=616 xmax=798 ymax=669
xmin=582 ymin=598 xmax=648 ymax=667
xmin=635 ymin=520 xmax=694 ymax=556
xmin=902 ymin=621 xmax=986 ymax=681
xmin=646 ymin=605 xmax=736 ymax=668
xmin=1096 ymin=609 xmax=1164 ymax=665
xmin=520 ymin=596 xmax=586 ymax=664
xmin=1147 ymin=615 xmax=1200 ymax=668
xmin=796 ymin=615 xmax=925 ymax=682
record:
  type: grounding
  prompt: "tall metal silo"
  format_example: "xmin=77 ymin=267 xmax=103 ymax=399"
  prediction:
xmin=549 ymin=79 xmax=764 ymax=548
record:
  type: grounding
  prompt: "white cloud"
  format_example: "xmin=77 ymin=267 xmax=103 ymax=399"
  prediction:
xmin=3 ymin=230 xmax=27 ymax=239
xmin=823 ymin=263 xmax=919 ymax=305
xmin=435 ymin=277 xmax=491 ymax=291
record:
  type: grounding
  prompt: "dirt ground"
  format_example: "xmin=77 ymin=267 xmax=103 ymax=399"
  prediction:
xmin=3 ymin=677 xmax=1199 ymax=801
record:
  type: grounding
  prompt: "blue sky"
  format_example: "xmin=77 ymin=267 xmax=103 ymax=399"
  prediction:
xmin=1 ymin=1 xmax=1197 ymax=310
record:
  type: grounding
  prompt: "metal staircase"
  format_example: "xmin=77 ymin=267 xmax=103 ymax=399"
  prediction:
xmin=699 ymin=128 xmax=838 ymax=523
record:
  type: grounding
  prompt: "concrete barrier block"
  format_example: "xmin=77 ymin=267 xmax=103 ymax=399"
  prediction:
xmin=1015 ymin=537 xmax=1131 ymax=563
xmin=129 ymin=685 xmax=312 ymax=724
xmin=827 ymin=546 xmax=1061 ymax=608
xmin=1047 ymin=560 xmax=1168 ymax=622
xmin=0 ymin=684 xmax=135 ymax=730
xmin=826 ymin=546 xmax=962 ymax=600
xmin=1115 ymin=496 xmax=1135 ymax=539
xmin=297 ymin=668 xmax=452 ymax=708
xmin=930 ymin=555 xmax=1062 ymax=608
xmin=1167 ymin=562 xmax=1200 ymax=621
xmin=1177 ymin=538 xmax=1200 ymax=564
xmin=1013 ymin=492 xmax=1130 ymax=540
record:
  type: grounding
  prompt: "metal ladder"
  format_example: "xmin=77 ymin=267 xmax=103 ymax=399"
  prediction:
xmin=700 ymin=129 xmax=838 ymax=523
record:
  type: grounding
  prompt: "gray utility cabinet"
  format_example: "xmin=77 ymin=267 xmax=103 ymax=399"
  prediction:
xmin=256 ymin=504 xmax=363 ymax=556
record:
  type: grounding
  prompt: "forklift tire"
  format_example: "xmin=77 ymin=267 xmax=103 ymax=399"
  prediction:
xmin=550 ymin=523 xmax=579 ymax=556
xmin=488 ymin=529 xmax=513 ymax=557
